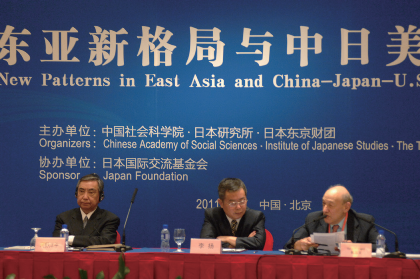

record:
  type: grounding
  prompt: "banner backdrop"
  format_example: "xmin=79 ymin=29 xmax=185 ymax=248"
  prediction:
xmin=1 ymin=0 xmax=420 ymax=252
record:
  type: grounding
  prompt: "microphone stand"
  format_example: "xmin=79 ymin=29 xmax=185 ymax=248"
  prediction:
xmin=285 ymin=215 xmax=327 ymax=255
xmin=357 ymin=215 xmax=406 ymax=258
xmin=116 ymin=188 xmax=138 ymax=252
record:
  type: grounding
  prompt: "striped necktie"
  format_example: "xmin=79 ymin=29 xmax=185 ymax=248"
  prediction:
xmin=231 ymin=220 xmax=237 ymax=236
xmin=83 ymin=216 xmax=88 ymax=229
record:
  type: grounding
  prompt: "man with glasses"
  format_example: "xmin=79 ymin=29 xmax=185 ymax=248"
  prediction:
xmin=200 ymin=178 xmax=266 ymax=250
xmin=52 ymin=173 xmax=120 ymax=247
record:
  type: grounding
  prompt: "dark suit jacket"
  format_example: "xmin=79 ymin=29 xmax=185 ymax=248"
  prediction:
xmin=200 ymin=207 xmax=266 ymax=250
xmin=284 ymin=209 xmax=379 ymax=251
xmin=52 ymin=207 xmax=120 ymax=247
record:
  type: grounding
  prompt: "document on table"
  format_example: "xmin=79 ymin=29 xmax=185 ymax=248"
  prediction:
xmin=311 ymin=231 xmax=345 ymax=255
xmin=222 ymin=248 xmax=246 ymax=253
xmin=4 ymin=246 xmax=31 ymax=250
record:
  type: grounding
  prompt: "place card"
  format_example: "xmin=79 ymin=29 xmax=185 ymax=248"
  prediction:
xmin=190 ymin=238 xmax=222 ymax=254
xmin=35 ymin=237 xmax=66 ymax=252
xmin=340 ymin=243 xmax=372 ymax=258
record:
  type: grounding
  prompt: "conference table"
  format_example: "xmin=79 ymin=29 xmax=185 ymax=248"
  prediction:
xmin=1 ymin=248 xmax=420 ymax=279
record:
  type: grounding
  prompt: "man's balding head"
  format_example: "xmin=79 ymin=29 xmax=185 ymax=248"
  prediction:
xmin=322 ymin=185 xmax=352 ymax=225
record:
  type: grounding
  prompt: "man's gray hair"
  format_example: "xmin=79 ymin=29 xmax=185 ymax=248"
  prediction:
xmin=77 ymin=173 xmax=104 ymax=193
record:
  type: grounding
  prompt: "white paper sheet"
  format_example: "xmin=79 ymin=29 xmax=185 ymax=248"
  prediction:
xmin=311 ymin=231 xmax=345 ymax=255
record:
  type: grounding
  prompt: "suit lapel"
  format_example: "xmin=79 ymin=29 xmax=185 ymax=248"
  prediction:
xmin=347 ymin=210 xmax=358 ymax=242
xmin=217 ymin=208 xmax=233 ymax=236
xmin=69 ymin=208 xmax=84 ymax=235
xmin=314 ymin=219 xmax=328 ymax=233
xmin=84 ymin=208 xmax=102 ymax=236
xmin=235 ymin=208 xmax=248 ymax=236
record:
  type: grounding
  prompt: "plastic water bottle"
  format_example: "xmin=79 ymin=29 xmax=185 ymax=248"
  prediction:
xmin=60 ymin=224 xmax=69 ymax=252
xmin=161 ymin=224 xmax=170 ymax=252
xmin=376 ymin=230 xmax=386 ymax=258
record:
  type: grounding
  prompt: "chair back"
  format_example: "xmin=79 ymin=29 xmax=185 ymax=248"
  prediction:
xmin=115 ymin=231 xmax=121 ymax=244
xmin=263 ymin=229 xmax=274 ymax=251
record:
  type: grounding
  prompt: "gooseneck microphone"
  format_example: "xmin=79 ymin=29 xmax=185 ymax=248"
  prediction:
xmin=116 ymin=188 xmax=138 ymax=252
xmin=285 ymin=215 xmax=327 ymax=255
xmin=356 ymin=214 xmax=406 ymax=258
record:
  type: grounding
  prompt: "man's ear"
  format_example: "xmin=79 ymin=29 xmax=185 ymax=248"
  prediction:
xmin=344 ymin=202 xmax=351 ymax=212
xmin=218 ymin=198 xmax=224 ymax=208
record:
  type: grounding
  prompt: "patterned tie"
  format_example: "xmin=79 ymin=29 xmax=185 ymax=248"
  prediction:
xmin=83 ymin=216 xmax=88 ymax=229
xmin=231 ymin=220 xmax=237 ymax=236
xmin=332 ymin=225 xmax=339 ymax=232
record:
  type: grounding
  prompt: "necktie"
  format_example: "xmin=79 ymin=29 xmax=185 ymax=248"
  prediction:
xmin=332 ymin=225 xmax=339 ymax=232
xmin=231 ymin=220 xmax=237 ymax=236
xmin=83 ymin=216 xmax=88 ymax=229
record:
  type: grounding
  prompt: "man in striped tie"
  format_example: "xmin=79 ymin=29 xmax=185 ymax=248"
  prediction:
xmin=200 ymin=178 xmax=266 ymax=250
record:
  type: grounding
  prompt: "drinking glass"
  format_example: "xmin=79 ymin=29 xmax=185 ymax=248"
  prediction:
xmin=30 ymin=228 xmax=41 ymax=251
xmin=173 ymin=228 xmax=185 ymax=252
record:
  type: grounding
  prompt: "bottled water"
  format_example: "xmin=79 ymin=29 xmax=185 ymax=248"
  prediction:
xmin=60 ymin=224 xmax=69 ymax=252
xmin=161 ymin=224 xmax=170 ymax=252
xmin=376 ymin=230 xmax=386 ymax=258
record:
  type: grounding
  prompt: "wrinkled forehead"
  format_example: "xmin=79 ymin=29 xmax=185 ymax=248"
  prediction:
xmin=224 ymin=189 xmax=246 ymax=201
xmin=226 ymin=196 xmax=247 ymax=202
xmin=78 ymin=181 xmax=99 ymax=191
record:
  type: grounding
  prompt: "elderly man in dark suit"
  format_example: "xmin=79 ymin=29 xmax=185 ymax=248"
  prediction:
xmin=284 ymin=185 xmax=379 ymax=251
xmin=200 ymin=178 xmax=266 ymax=250
xmin=52 ymin=173 xmax=120 ymax=247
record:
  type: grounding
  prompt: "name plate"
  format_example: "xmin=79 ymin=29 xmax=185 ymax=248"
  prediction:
xmin=190 ymin=238 xmax=222 ymax=254
xmin=35 ymin=237 xmax=66 ymax=252
xmin=340 ymin=243 xmax=372 ymax=258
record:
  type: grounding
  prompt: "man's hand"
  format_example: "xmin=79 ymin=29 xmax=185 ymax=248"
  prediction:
xmin=217 ymin=231 xmax=256 ymax=248
xmin=294 ymin=237 xmax=319 ymax=251
xmin=217 ymin=236 xmax=237 ymax=247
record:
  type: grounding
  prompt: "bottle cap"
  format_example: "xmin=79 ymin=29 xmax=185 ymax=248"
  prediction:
xmin=163 ymin=224 xmax=168 ymax=229
xmin=63 ymin=224 xmax=67 ymax=229
xmin=378 ymin=230 xmax=384 ymax=235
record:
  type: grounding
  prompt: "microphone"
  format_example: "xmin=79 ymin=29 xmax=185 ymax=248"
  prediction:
xmin=131 ymin=188 xmax=138 ymax=203
xmin=116 ymin=188 xmax=138 ymax=252
xmin=356 ymin=214 xmax=406 ymax=258
xmin=285 ymin=215 xmax=327 ymax=255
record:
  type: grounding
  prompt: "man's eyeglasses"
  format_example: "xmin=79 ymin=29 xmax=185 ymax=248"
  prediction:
xmin=228 ymin=199 xmax=247 ymax=207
